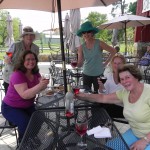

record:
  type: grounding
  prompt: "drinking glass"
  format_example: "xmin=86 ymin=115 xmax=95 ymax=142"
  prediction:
xmin=43 ymin=74 xmax=50 ymax=80
xmin=75 ymin=115 xmax=88 ymax=148
xmin=70 ymin=59 xmax=78 ymax=68
xmin=99 ymin=76 xmax=107 ymax=93
xmin=73 ymin=86 xmax=80 ymax=95
xmin=6 ymin=52 xmax=13 ymax=58
xmin=99 ymin=76 xmax=107 ymax=84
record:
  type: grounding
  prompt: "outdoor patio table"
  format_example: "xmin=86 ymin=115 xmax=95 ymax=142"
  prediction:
xmin=19 ymin=107 xmax=129 ymax=150
xmin=36 ymin=92 xmax=65 ymax=109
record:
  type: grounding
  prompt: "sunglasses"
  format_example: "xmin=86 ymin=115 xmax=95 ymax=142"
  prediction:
xmin=82 ymin=30 xmax=92 ymax=34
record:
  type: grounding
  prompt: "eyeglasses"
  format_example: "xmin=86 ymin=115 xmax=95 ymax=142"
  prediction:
xmin=25 ymin=58 xmax=36 ymax=62
xmin=82 ymin=31 xmax=92 ymax=34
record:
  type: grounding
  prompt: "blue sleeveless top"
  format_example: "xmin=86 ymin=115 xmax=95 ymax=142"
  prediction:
xmin=82 ymin=39 xmax=104 ymax=76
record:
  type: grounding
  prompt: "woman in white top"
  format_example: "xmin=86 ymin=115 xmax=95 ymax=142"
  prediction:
xmin=98 ymin=54 xmax=126 ymax=118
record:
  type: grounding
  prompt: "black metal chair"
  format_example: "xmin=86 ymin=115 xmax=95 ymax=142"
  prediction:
xmin=0 ymin=119 xmax=19 ymax=146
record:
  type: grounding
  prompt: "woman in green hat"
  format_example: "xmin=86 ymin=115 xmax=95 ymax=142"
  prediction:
xmin=76 ymin=21 xmax=116 ymax=93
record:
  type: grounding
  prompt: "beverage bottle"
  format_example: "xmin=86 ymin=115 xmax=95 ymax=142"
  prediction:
xmin=65 ymin=84 xmax=74 ymax=118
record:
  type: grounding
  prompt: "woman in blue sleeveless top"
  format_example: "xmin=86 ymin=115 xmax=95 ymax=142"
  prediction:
xmin=77 ymin=21 xmax=116 ymax=93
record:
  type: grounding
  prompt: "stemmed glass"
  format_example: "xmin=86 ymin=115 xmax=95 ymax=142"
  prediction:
xmin=99 ymin=75 xmax=107 ymax=93
xmin=99 ymin=75 xmax=107 ymax=84
xmin=6 ymin=52 xmax=13 ymax=58
xmin=73 ymin=85 xmax=80 ymax=95
xmin=70 ymin=59 xmax=78 ymax=68
xmin=75 ymin=115 xmax=88 ymax=148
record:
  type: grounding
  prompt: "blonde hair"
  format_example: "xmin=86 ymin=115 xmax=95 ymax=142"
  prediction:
xmin=111 ymin=54 xmax=126 ymax=65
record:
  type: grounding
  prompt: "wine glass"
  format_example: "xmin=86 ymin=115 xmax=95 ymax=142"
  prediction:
xmin=73 ymin=86 xmax=80 ymax=95
xmin=6 ymin=52 xmax=13 ymax=58
xmin=99 ymin=76 xmax=107 ymax=93
xmin=43 ymin=74 xmax=50 ymax=80
xmin=75 ymin=115 xmax=88 ymax=148
xmin=70 ymin=59 xmax=78 ymax=68
xmin=99 ymin=76 xmax=107 ymax=84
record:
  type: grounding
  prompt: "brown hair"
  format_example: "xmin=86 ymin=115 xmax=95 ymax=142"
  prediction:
xmin=14 ymin=51 xmax=39 ymax=74
xmin=118 ymin=64 xmax=142 ymax=82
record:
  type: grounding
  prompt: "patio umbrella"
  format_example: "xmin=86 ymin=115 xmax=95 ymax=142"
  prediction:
xmin=63 ymin=13 xmax=70 ymax=63
xmin=5 ymin=13 xmax=14 ymax=47
xmin=0 ymin=0 xmax=119 ymax=93
xmin=68 ymin=8 xmax=81 ymax=54
xmin=0 ymin=0 xmax=119 ymax=12
xmin=99 ymin=14 xmax=150 ymax=54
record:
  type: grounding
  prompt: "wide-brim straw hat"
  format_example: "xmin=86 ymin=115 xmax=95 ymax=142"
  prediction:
xmin=21 ymin=26 xmax=36 ymax=37
xmin=77 ymin=21 xmax=99 ymax=37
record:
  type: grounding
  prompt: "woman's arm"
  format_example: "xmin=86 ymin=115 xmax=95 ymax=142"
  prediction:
xmin=77 ymin=46 xmax=84 ymax=67
xmin=14 ymin=78 xmax=49 ymax=99
xmin=76 ymin=92 xmax=121 ymax=104
xmin=100 ymin=41 xmax=116 ymax=67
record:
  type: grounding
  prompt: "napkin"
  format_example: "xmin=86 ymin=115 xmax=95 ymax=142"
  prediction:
xmin=79 ymin=89 xmax=85 ymax=93
xmin=94 ymin=127 xmax=111 ymax=138
xmin=87 ymin=126 xmax=102 ymax=136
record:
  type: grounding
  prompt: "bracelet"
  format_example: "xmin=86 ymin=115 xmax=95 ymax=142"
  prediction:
xmin=144 ymin=136 xmax=150 ymax=144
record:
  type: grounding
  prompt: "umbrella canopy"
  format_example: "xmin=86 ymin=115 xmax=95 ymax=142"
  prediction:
xmin=69 ymin=9 xmax=81 ymax=54
xmin=0 ymin=0 xmax=118 ymax=12
xmin=64 ymin=13 xmax=70 ymax=49
xmin=99 ymin=14 xmax=150 ymax=54
xmin=0 ymin=0 xmax=119 ymax=93
xmin=5 ymin=13 xmax=14 ymax=47
xmin=64 ymin=13 xmax=71 ymax=63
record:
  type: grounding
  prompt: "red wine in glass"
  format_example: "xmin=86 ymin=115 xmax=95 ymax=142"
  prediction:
xmin=75 ymin=116 xmax=88 ymax=148
xmin=71 ymin=61 xmax=77 ymax=68
xmin=65 ymin=110 xmax=74 ymax=118
xmin=100 ymin=77 xmax=107 ymax=84
xmin=73 ymin=87 xmax=80 ymax=94
xmin=6 ymin=52 xmax=13 ymax=57
xmin=75 ymin=124 xmax=88 ymax=136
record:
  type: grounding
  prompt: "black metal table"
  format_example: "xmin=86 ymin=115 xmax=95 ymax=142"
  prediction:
xmin=36 ymin=92 xmax=65 ymax=109
xmin=19 ymin=107 xmax=129 ymax=150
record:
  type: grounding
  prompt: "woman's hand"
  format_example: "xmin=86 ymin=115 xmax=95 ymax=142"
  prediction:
xmin=130 ymin=138 xmax=147 ymax=150
xmin=75 ymin=93 xmax=88 ymax=101
xmin=4 ymin=56 xmax=12 ymax=64
xmin=39 ymin=78 xmax=49 ymax=90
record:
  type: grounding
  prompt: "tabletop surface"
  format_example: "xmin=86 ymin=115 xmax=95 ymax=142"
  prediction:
xmin=19 ymin=107 xmax=129 ymax=150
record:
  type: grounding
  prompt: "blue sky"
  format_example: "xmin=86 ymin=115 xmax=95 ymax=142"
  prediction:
xmin=6 ymin=0 xmax=136 ymax=32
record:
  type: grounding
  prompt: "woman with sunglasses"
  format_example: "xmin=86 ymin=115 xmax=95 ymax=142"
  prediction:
xmin=76 ymin=21 xmax=116 ymax=93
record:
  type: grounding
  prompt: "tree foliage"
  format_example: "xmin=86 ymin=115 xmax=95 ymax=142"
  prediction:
xmin=85 ymin=12 xmax=111 ymax=42
xmin=128 ymin=1 xmax=137 ymax=15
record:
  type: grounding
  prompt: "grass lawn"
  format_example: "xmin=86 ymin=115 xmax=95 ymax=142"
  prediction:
xmin=0 ymin=42 xmax=134 ymax=60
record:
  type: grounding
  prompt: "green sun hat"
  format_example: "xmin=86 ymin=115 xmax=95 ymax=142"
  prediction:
xmin=77 ymin=21 xmax=99 ymax=37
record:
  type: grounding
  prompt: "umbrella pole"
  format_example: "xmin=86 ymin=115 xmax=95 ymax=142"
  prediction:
xmin=57 ymin=0 xmax=67 ymax=93
xmin=125 ymin=23 xmax=127 ymax=55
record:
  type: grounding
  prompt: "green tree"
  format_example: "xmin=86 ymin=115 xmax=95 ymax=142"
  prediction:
xmin=0 ymin=10 xmax=8 ymax=47
xmin=128 ymin=1 xmax=137 ymax=15
xmin=85 ymin=12 xmax=111 ymax=42
xmin=13 ymin=18 xmax=21 ymax=41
